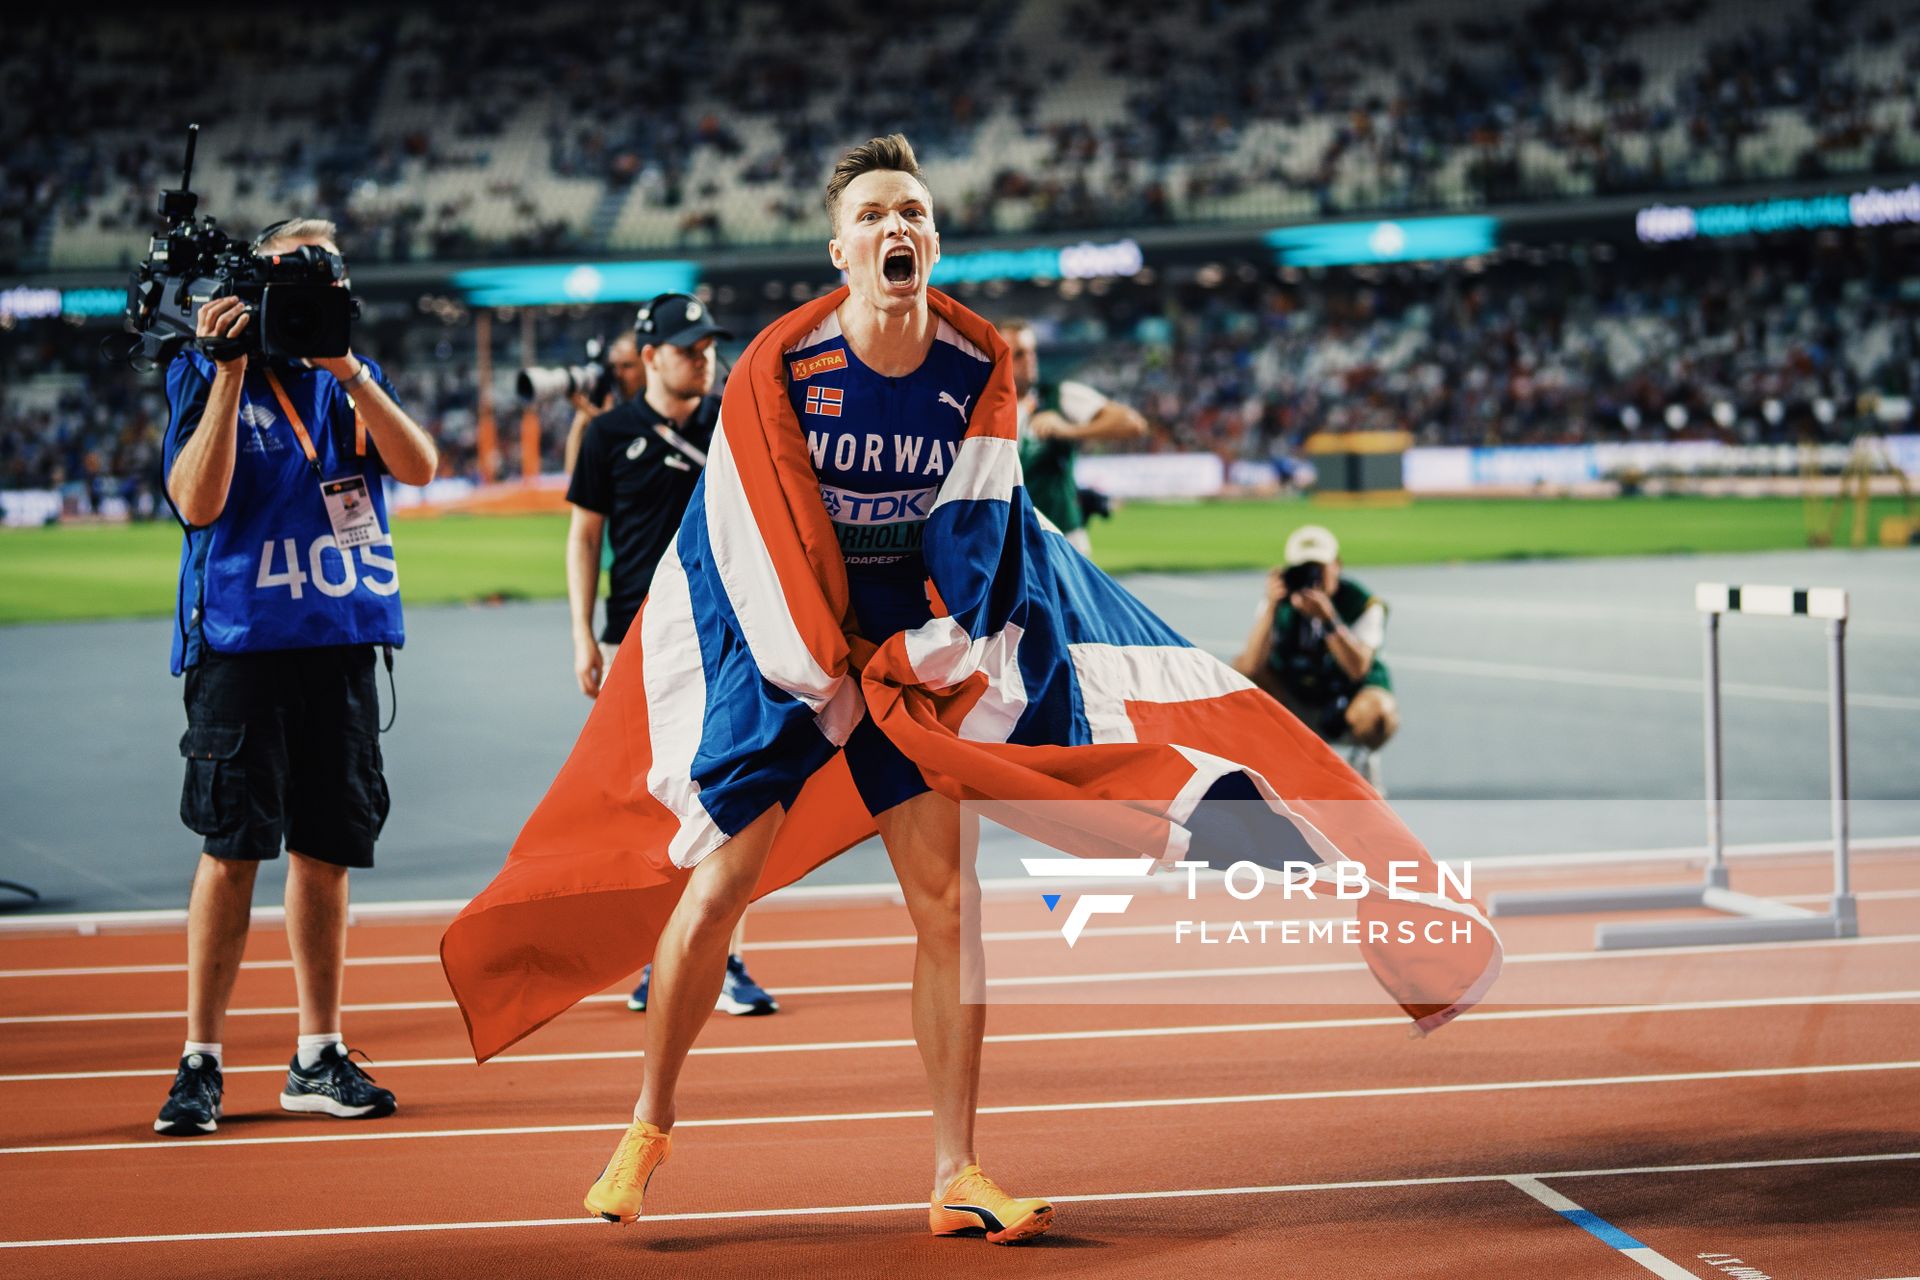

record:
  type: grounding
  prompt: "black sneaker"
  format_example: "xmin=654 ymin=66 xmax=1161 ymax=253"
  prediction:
xmin=154 ymin=1052 xmax=223 ymax=1136
xmin=279 ymin=1043 xmax=398 ymax=1119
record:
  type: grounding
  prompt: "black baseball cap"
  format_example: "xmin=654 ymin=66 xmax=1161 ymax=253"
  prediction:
xmin=635 ymin=292 xmax=730 ymax=348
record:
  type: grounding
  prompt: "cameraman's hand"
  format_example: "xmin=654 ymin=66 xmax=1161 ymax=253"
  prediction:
xmin=574 ymin=633 xmax=605 ymax=700
xmin=1263 ymin=568 xmax=1288 ymax=611
xmin=567 ymin=390 xmax=613 ymax=418
xmin=310 ymin=352 xmax=361 ymax=382
xmin=196 ymin=296 xmax=251 ymax=367
xmin=1292 ymin=587 xmax=1336 ymax=623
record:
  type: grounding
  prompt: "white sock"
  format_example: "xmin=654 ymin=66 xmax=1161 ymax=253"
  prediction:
xmin=183 ymin=1040 xmax=222 ymax=1066
xmin=296 ymin=1032 xmax=345 ymax=1069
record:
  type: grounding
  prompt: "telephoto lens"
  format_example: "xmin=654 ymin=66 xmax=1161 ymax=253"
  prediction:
xmin=514 ymin=362 xmax=607 ymax=404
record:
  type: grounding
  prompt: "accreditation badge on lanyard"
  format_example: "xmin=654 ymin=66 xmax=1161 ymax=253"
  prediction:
xmin=651 ymin=421 xmax=708 ymax=470
xmin=265 ymin=368 xmax=381 ymax=549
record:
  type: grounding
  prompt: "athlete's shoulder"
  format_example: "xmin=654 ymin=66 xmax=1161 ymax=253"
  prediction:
xmin=925 ymin=321 xmax=993 ymax=396
xmin=783 ymin=309 xmax=845 ymax=359
xmin=931 ymin=317 xmax=990 ymax=365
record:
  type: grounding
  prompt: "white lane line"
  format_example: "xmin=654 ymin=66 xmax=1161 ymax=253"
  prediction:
xmin=7 ymin=988 xmax=1917 ymax=1084
xmin=1391 ymin=652 xmax=1920 ymax=712
xmin=12 ymin=869 xmax=1920 ymax=982
xmin=1507 ymin=1175 xmax=1703 ymax=1280
xmin=2 ymin=1150 xmax=1916 ymax=1249
xmin=10 ymin=931 xmax=1920 ymax=1025
xmin=4 ymin=1059 xmax=1915 ymax=1157
xmin=5 ymin=836 xmax=1913 ymax=939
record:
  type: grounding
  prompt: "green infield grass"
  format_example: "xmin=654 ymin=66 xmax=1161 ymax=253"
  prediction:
xmin=0 ymin=496 xmax=1908 ymax=625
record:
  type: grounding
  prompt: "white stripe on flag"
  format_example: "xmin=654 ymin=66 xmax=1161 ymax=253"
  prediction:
xmin=931 ymin=436 xmax=1019 ymax=510
xmin=958 ymin=622 xmax=1028 ymax=743
xmin=641 ymin=541 xmax=724 ymax=868
xmin=900 ymin=615 xmax=1029 ymax=743
xmin=704 ymin=424 xmax=843 ymax=714
xmin=1070 ymin=643 xmax=1256 ymax=743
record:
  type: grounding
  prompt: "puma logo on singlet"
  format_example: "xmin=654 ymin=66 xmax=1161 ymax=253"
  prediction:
xmin=938 ymin=391 xmax=972 ymax=423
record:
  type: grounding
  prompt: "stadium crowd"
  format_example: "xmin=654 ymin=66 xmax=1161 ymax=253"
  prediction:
xmin=6 ymin=0 xmax=1918 ymax=271
xmin=1066 ymin=233 xmax=1920 ymax=455
xmin=0 ymin=330 xmax=168 ymax=516
xmin=5 ymin=230 xmax=1911 ymax=509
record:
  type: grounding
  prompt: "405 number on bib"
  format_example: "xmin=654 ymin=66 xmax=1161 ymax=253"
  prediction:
xmin=255 ymin=534 xmax=398 ymax=599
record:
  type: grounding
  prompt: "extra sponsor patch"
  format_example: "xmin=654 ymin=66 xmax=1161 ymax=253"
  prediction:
xmin=789 ymin=349 xmax=849 ymax=381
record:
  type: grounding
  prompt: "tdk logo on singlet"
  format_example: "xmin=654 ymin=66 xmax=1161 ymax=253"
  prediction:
xmin=806 ymin=431 xmax=960 ymax=478
xmin=819 ymin=484 xmax=937 ymax=524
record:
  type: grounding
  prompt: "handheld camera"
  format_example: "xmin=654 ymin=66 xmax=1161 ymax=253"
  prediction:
xmin=123 ymin=125 xmax=356 ymax=366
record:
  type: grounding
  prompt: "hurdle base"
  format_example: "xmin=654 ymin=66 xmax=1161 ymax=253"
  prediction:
xmin=1488 ymin=884 xmax=1708 ymax=917
xmin=1488 ymin=884 xmax=1860 ymax=950
xmin=1597 ymin=897 xmax=1858 ymax=950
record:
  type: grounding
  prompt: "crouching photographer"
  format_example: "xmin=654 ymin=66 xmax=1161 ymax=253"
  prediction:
xmin=152 ymin=217 xmax=438 ymax=1137
xmin=1232 ymin=524 xmax=1398 ymax=792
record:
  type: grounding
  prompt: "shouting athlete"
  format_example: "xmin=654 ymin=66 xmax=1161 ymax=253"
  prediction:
xmin=444 ymin=135 xmax=1497 ymax=1251
xmin=581 ymin=135 xmax=1054 ymax=1243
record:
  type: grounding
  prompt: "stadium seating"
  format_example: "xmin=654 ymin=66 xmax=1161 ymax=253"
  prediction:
xmin=6 ymin=0 xmax=1917 ymax=271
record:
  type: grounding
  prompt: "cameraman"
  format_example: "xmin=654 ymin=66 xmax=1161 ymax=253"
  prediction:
xmin=564 ymin=292 xmax=779 ymax=1019
xmin=1232 ymin=525 xmax=1397 ymax=787
xmin=562 ymin=331 xmax=645 ymax=474
xmin=154 ymin=218 xmax=438 ymax=1137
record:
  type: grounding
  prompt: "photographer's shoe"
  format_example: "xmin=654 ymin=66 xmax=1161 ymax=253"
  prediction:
xmin=154 ymin=1052 xmax=223 ymax=1136
xmin=584 ymin=1120 xmax=672 ymax=1223
xmin=930 ymin=1165 xmax=1054 ymax=1244
xmin=716 ymin=953 xmax=778 ymax=1016
xmin=279 ymin=1043 xmax=397 ymax=1119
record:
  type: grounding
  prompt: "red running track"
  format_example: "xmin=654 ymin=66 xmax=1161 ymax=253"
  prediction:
xmin=1 ymin=850 xmax=1917 ymax=1279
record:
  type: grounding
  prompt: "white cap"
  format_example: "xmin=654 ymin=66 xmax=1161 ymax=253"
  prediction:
xmin=1283 ymin=524 xmax=1339 ymax=568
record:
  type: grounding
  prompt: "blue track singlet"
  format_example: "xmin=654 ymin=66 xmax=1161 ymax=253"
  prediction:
xmin=783 ymin=310 xmax=992 ymax=814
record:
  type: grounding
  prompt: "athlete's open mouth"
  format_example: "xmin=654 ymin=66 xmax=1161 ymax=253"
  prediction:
xmin=883 ymin=247 xmax=916 ymax=285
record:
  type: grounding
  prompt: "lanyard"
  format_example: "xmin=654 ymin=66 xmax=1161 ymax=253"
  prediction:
xmin=651 ymin=421 xmax=708 ymax=468
xmin=263 ymin=368 xmax=365 ymax=475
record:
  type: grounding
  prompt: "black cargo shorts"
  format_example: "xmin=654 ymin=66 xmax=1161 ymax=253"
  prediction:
xmin=179 ymin=646 xmax=389 ymax=868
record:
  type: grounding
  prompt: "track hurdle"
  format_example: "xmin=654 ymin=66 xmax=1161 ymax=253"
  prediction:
xmin=1487 ymin=583 xmax=1859 ymax=949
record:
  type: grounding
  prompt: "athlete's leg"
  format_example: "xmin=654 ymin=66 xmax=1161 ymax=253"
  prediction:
xmin=875 ymin=790 xmax=983 ymax=1196
xmin=634 ymin=803 xmax=783 ymax=1129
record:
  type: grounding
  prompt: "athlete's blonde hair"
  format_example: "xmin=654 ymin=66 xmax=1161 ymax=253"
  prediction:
xmin=824 ymin=134 xmax=930 ymax=229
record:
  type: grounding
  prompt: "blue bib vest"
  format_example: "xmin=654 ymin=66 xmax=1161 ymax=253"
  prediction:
xmin=163 ymin=351 xmax=406 ymax=674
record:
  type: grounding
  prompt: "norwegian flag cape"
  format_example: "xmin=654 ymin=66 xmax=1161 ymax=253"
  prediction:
xmin=441 ymin=287 xmax=1500 ymax=1061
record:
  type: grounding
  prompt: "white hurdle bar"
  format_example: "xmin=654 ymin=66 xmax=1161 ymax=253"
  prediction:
xmin=1487 ymin=583 xmax=1858 ymax=949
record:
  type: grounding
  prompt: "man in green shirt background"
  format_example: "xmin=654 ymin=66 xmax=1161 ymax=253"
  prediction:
xmin=999 ymin=318 xmax=1147 ymax=555
xmin=1232 ymin=524 xmax=1398 ymax=790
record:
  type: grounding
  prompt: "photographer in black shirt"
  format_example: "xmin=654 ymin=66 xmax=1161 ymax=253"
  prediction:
xmin=565 ymin=293 xmax=726 ymax=693
xmin=562 ymin=292 xmax=779 ymax=1018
